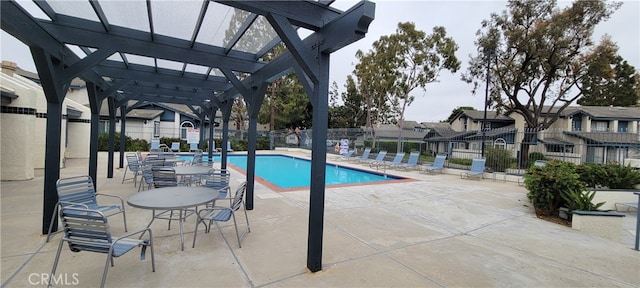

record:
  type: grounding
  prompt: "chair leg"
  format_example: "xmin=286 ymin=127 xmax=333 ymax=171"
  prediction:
xmin=243 ymin=207 xmax=251 ymax=234
xmin=147 ymin=231 xmax=156 ymax=272
xmin=121 ymin=209 xmax=128 ymax=232
xmin=231 ymin=213 xmax=241 ymax=248
xmin=121 ymin=167 xmax=129 ymax=184
xmin=48 ymin=239 xmax=65 ymax=288
xmin=45 ymin=203 xmax=60 ymax=243
xmin=101 ymin=254 xmax=112 ymax=288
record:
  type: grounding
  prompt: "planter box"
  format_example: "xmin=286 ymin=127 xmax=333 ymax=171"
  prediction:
xmin=571 ymin=210 xmax=625 ymax=241
xmin=590 ymin=189 xmax=640 ymax=211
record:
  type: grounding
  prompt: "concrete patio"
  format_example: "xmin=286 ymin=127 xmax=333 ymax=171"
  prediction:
xmin=1 ymin=150 xmax=638 ymax=287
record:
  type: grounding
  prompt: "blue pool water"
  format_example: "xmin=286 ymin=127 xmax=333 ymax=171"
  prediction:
xmin=177 ymin=154 xmax=403 ymax=189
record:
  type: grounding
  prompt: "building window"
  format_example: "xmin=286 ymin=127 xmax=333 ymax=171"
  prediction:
xmin=591 ymin=121 xmax=609 ymax=132
xmin=545 ymin=144 xmax=574 ymax=153
xmin=153 ymin=121 xmax=160 ymax=137
xmin=493 ymin=138 xmax=507 ymax=149
xmin=180 ymin=121 xmax=194 ymax=140
xmin=618 ymin=121 xmax=628 ymax=132
xmin=572 ymin=117 xmax=582 ymax=131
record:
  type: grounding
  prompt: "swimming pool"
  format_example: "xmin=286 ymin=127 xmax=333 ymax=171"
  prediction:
xmin=177 ymin=154 xmax=408 ymax=191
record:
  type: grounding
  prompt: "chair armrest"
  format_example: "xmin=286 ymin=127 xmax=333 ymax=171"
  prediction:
xmin=96 ymin=193 xmax=126 ymax=207
xmin=115 ymin=227 xmax=153 ymax=241
xmin=59 ymin=201 xmax=90 ymax=209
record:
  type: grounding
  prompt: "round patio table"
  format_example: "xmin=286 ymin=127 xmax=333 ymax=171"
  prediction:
xmin=127 ymin=186 xmax=219 ymax=251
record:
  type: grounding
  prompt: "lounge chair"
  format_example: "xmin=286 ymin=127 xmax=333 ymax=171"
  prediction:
xmin=170 ymin=142 xmax=180 ymax=152
xmin=193 ymin=182 xmax=250 ymax=248
xmin=334 ymin=150 xmax=356 ymax=161
xmin=227 ymin=141 xmax=234 ymax=152
xmin=189 ymin=143 xmax=198 ymax=152
xmin=421 ymin=154 xmax=446 ymax=174
xmin=348 ymin=147 xmax=372 ymax=163
xmin=50 ymin=206 xmax=154 ymax=288
xmin=360 ymin=150 xmax=387 ymax=165
xmin=372 ymin=152 xmax=405 ymax=170
xmin=150 ymin=139 xmax=160 ymax=150
xmin=461 ymin=158 xmax=486 ymax=180
xmin=46 ymin=176 xmax=127 ymax=242
xmin=391 ymin=151 xmax=420 ymax=170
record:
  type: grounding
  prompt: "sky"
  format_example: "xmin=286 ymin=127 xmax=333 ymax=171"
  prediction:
xmin=2 ymin=0 xmax=639 ymax=123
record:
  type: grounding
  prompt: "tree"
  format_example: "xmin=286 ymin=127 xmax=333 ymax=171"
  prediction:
xmin=354 ymin=49 xmax=393 ymax=147
xmin=360 ymin=22 xmax=460 ymax=152
xmin=445 ymin=106 xmax=476 ymax=123
xmin=577 ymin=37 xmax=639 ymax=107
xmin=328 ymin=77 xmax=366 ymax=129
xmin=463 ymin=0 xmax=621 ymax=167
xmin=257 ymin=74 xmax=312 ymax=130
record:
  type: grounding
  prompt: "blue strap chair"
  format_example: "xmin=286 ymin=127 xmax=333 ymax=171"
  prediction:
xmin=50 ymin=207 xmax=154 ymax=288
xmin=421 ymin=154 xmax=446 ymax=174
xmin=461 ymin=158 xmax=486 ymax=180
xmin=47 ymin=176 xmax=127 ymax=242
xmin=193 ymin=182 xmax=250 ymax=248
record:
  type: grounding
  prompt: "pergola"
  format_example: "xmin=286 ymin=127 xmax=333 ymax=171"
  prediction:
xmin=1 ymin=0 xmax=374 ymax=272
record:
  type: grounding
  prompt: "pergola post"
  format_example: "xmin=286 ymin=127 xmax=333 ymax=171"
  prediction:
xmin=107 ymin=98 xmax=116 ymax=178
xmin=244 ymin=84 xmax=267 ymax=211
xmin=218 ymin=100 xmax=233 ymax=171
xmin=30 ymin=47 xmax=68 ymax=235
xmin=119 ymin=103 xmax=127 ymax=168
xmin=87 ymin=82 xmax=101 ymax=188
xmin=306 ymin=52 xmax=330 ymax=272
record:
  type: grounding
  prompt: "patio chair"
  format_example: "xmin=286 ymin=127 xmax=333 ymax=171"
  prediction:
xmin=348 ymin=147 xmax=371 ymax=162
xmin=152 ymin=166 xmax=181 ymax=188
xmin=461 ymin=158 xmax=486 ymax=180
xmin=192 ymin=181 xmax=250 ymax=248
xmin=46 ymin=176 xmax=127 ymax=242
xmin=122 ymin=153 xmax=142 ymax=185
xmin=371 ymin=152 xmax=405 ymax=170
xmin=391 ymin=151 xmax=420 ymax=170
xmin=170 ymin=142 xmax=180 ymax=152
xmin=137 ymin=163 xmax=154 ymax=192
xmin=202 ymin=170 xmax=232 ymax=206
xmin=189 ymin=143 xmax=198 ymax=152
xmin=420 ymin=154 xmax=446 ymax=174
xmin=359 ymin=150 xmax=387 ymax=165
xmin=151 ymin=167 xmax=192 ymax=229
xmin=50 ymin=206 xmax=154 ymax=288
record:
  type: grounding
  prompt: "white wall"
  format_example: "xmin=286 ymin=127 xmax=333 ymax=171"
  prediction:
xmin=1 ymin=73 xmax=37 ymax=180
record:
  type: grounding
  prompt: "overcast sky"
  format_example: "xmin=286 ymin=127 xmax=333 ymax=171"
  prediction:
xmin=2 ymin=0 xmax=638 ymax=123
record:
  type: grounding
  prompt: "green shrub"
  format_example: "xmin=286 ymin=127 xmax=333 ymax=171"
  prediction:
xmin=448 ymin=158 xmax=472 ymax=166
xmin=576 ymin=163 xmax=608 ymax=188
xmin=528 ymin=152 xmax=546 ymax=163
xmin=603 ymin=164 xmax=640 ymax=189
xmin=97 ymin=133 xmax=148 ymax=152
xmin=524 ymin=161 xmax=585 ymax=217
xmin=256 ymin=136 xmax=270 ymax=150
xmin=560 ymin=190 xmax=604 ymax=211
xmin=576 ymin=163 xmax=640 ymax=189
xmin=485 ymin=147 xmax=516 ymax=172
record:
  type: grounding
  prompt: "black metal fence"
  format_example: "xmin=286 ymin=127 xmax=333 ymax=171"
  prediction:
xmin=271 ymin=127 xmax=640 ymax=175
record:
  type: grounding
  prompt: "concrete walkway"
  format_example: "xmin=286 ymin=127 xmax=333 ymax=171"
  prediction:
xmin=1 ymin=150 xmax=638 ymax=287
